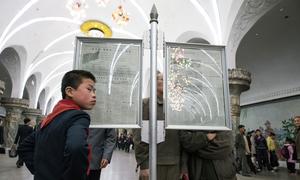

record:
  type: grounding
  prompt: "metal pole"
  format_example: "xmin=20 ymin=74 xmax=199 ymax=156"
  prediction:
xmin=149 ymin=4 xmax=158 ymax=180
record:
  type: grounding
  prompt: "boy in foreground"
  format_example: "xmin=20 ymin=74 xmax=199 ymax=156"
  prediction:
xmin=18 ymin=70 xmax=97 ymax=180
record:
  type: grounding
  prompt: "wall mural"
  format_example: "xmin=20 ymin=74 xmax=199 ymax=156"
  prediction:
xmin=240 ymin=95 xmax=300 ymax=147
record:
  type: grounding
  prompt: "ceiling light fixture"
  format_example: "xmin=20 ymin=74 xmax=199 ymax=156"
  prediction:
xmin=66 ymin=0 xmax=88 ymax=20
xmin=80 ymin=20 xmax=112 ymax=37
xmin=112 ymin=5 xmax=130 ymax=26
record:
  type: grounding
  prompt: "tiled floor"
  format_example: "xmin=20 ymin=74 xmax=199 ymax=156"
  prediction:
xmin=0 ymin=149 xmax=299 ymax=180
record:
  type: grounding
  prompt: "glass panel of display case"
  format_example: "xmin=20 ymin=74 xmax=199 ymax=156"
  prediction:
xmin=74 ymin=37 xmax=142 ymax=128
xmin=165 ymin=42 xmax=231 ymax=130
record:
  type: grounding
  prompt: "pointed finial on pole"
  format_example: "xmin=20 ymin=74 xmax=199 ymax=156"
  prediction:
xmin=150 ymin=4 xmax=158 ymax=23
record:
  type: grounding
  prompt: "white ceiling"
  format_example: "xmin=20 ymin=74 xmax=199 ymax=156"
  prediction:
xmin=0 ymin=0 xmax=243 ymax=110
xmin=5 ymin=0 xmax=297 ymax=112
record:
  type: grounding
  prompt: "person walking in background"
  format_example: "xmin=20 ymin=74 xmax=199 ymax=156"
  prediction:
xmin=124 ymin=134 xmax=133 ymax=153
xmin=13 ymin=118 xmax=34 ymax=168
xmin=118 ymin=133 xmax=125 ymax=150
xmin=235 ymin=125 xmax=251 ymax=176
xmin=18 ymin=70 xmax=97 ymax=180
xmin=87 ymin=128 xmax=116 ymax=180
xmin=266 ymin=132 xmax=279 ymax=171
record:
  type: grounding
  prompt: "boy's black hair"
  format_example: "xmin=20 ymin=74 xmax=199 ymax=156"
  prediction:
xmin=61 ymin=70 xmax=96 ymax=99
xmin=24 ymin=118 xmax=31 ymax=124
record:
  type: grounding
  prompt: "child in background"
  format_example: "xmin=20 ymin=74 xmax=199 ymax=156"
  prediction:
xmin=266 ymin=132 xmax=279 ymax=171
xmin=283 ymin=138 xmax=297 ymax=174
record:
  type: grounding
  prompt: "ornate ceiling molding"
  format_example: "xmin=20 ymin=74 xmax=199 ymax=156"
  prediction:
xmin=226 ymin=0 xmax=282 ymax=67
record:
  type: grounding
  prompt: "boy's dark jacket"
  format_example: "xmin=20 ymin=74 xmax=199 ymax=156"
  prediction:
xmin=18 ymin=99 xmax=91 ymax=180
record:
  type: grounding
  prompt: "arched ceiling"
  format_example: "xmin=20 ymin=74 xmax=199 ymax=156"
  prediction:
xmin=0 ymin=0 xmax=244 ymax=109
xmin=0 ymin=0 xmax=297 ymax=113
xmin=237 ymin=0 xmax=300 ymax=105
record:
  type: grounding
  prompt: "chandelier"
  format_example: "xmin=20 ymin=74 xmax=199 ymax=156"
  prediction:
xmin=66 ymin=0 xmax=130 ymax=26
xmin=112 ymin=5 xmax=130 ymax=26
xmin=66 ymin=0 xmax=88 ymax=20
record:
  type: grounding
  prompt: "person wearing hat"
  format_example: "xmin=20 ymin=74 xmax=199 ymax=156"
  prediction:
xmin=235 ymin=124 xmax=251 ymax=176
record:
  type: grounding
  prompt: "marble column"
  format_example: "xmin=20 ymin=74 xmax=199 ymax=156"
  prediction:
xmin=0 ymin=98 xmax=29 ymax=147
xmin=23 ymin=108 xmax=43 ymax=127
xmin=228 ymin=68 xmax=251 ymax=133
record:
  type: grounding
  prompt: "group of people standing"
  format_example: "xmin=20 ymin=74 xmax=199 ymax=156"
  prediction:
xmin=116 ymin=133 xmax=134 ymax=153
xmin=236 ymin=125 xmax=275 ymax=176
xmin=236 ymin=117 xmax=300 ymax=177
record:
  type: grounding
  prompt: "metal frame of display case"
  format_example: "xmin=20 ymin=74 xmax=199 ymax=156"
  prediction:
xmin=74 ymin=37 xmax=143 ymax=128
xmin=164 ymin=42 xmax=231 ymax=130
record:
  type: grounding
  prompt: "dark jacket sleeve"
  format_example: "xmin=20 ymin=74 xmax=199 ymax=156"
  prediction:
xmin=179 ymin=130 xmax=209 ymax=153
xmin=62 ymin=115 xmax=90 ymax=180
xmin=132 ymin=99 xmax=150 ymax=170
xmin=17 ymin=131 xmax=35 ymax=174
xmin=102 ymin=129 xmax=116 ymax=162
xmin=132 ymin=128 xmax=149 ymax=169
xmin=197 ymin=131 xmax=233 ymax=160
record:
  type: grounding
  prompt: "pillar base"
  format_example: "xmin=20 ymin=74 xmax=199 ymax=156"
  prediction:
xmin=0 ymin=98 xmax=29 ymax=147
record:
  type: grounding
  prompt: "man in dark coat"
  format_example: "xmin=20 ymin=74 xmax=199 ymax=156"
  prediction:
xmin=18 ymin=70 xmax=97 ymax=180
xmin=180 ymin=130 xmax=236 ymax=180
xmin=133 ymin=72 xmax=181 ymax=180
xmin=87 ymin=128 xmax=116 ymax=180
xmin=235 ymin=124 xmax=251 ymax=176
xmin=13 ymin=118 xmax=34 ymax=167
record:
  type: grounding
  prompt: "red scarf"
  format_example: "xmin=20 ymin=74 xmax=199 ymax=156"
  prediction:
xmin=40 ymin=99 xmax=80 ymax=129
